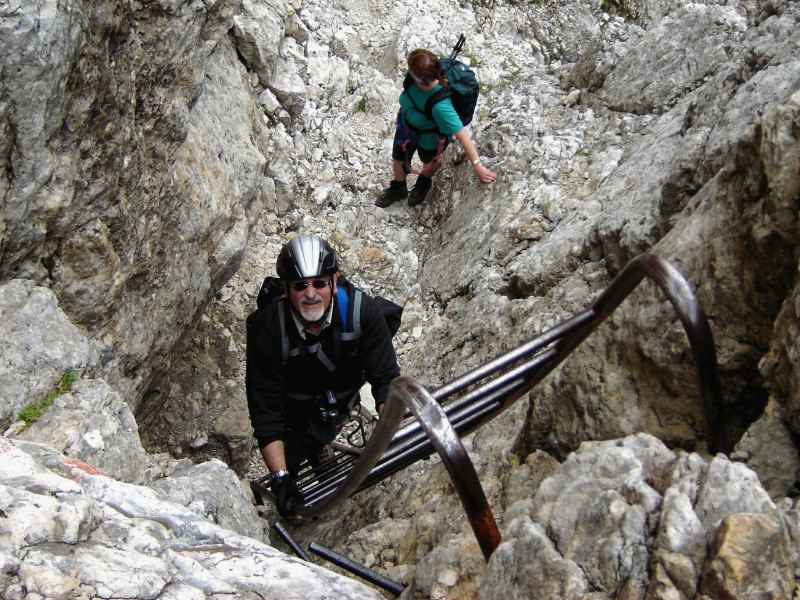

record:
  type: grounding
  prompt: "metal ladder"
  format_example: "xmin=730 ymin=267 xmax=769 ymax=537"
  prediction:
xmin=251 ymin=253 xmax=732 ymax=559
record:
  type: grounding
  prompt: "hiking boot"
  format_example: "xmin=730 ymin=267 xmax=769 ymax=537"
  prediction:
xmin=375 ymin=180 xmax=408 ymax=208
xmin=407 ymin=175 xmax=432 ymax=206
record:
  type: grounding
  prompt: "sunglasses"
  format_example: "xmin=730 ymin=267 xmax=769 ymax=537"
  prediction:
xmin=290 ymin=279 xmax=331 ymax=291
xmin=409 ymin=71 xmax=433 ymax=86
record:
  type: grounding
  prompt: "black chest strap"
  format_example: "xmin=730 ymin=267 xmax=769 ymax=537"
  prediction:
xmin=277 ymin=290 xmax=363 ymax=373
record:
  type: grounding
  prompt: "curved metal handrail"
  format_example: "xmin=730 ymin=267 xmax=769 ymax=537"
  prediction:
xmin=252 ymin=253 xmax=731 ymax=559
xmin=587 ymin=255 xmax=731 ymax=454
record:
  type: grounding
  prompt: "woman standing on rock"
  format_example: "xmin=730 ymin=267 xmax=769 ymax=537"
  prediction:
xmin=375 ymin=47 xmax=497 ymax=208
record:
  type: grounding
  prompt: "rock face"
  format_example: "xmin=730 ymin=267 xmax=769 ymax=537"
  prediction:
xmin=2 ymin=0 xmax=800 ymax=598
xmin=0 ymin=0 xmax=265 ymax=414
xmin=481 ymin=434 xmax=795 ymax=600
xmin=0 ymin=436 xmax=383 ymax=600
xmin=0 ymin=280 xmax=99 ymax=430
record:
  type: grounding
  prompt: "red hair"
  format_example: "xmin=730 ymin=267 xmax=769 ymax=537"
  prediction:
xmin=407 ymin=49 xmax=449 ymax=86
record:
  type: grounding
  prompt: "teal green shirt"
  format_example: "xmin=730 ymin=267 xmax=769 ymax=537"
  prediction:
xmin=399 ymin=78 xmax=464 ymax=150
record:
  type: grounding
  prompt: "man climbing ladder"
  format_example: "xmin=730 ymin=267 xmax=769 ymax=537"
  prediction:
xmin=245 ymin=235 xmax=402 ymax=520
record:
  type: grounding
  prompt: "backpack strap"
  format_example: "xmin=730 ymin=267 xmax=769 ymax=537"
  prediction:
xmin=401 ymin=79 xmax=439 ymax=135
xmin=277 ymin=298 xmax=336 ymax=370
xmin=276 ymin=287 xmax=362 ymax=372
xmin=277 ymin=298 xmax=290 ymax=364
xmin=340 ymin=289 xmax=362 ymax=342
xmin=423 ymin=87 xmax=453 ymax=122
xmin=398 ymin=92 xmax=446 ymax=176
xmin=337 ymin=286 xmax=349 ymax=328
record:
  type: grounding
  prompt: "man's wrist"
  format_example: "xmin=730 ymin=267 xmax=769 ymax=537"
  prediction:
xmin=272 ymin=469 xmax=290 ymax=480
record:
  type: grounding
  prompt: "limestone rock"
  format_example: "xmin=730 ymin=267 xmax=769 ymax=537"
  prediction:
xmin=2 ymin=0 xmax=264 ymax=415
xmin=0 ymin=280 xmax=99 ymax=432
xmin=147 ymin=459 xmax=267 ymax=542
xmin=735 ymin=415 xmax=800 ymax=499
xmin=14 ymin=378 xmax=149 ymax=484
xmin=479 ymin=518 xmax=589 ymax=600
xmin=0 ymin=436 xmax=384 ymax=600
xmin=597 ymin=5 xmax=747 ymax=114
xmin=700 ymin=513 xmax=795 ymax=600
xmin=2 ymin=0 xmax=800 ymax=597
xmin=410 ymin=535 xmax=486 ymax=600
xmin=490 ymin=435 xmax=789 ymax=600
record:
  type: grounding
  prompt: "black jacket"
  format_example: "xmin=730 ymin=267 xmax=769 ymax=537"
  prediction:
xmin=246 ymin=278 xmax=401 ymax=448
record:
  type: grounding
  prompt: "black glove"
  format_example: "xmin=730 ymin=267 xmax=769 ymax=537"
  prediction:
xmin=272 ymin=474 xmax=302 ymax=518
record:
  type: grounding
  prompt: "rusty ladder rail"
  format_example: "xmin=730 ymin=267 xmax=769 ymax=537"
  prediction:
xmin=251 ymin=254 xmax=732 ymax=560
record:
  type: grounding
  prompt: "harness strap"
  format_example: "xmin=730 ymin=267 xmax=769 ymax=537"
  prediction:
xmin=316 ymin=346 xmax=337 ymax=372
xmin=403 ymin=151 xmax=421 ymax=176
xmin=278 ymin=289 xmax=364 ymax=370
xmin=422 ymin=137 xmax=447 ymax=177
xmin=397 ymin=112 xmax=423 ymax=176
xmin=400 ymin=92 xmax=447 ymax=176
xmin=286 ymin=385 xmax=361 ymax=403
xmin=286 ymin=342 xmax=337 ymax=373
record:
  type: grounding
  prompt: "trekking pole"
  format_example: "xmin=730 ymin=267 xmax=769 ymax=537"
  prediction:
xmin=272 ymin=522 xmax=312 ymax=561
xmin=451 ymin=33 xmax=466 ymax=60
xmin=308 ymin=541 xmax=405 ymax=596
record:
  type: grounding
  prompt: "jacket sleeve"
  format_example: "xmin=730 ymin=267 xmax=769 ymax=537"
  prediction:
xmin=358 ymin=295 xmax=402 ymax=408
xmin=245 ymin=304 xmax=287 ymax=448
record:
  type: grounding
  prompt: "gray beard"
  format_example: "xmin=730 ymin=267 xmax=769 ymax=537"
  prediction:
xmin=295 ymin=299 xmax=331 ymax=329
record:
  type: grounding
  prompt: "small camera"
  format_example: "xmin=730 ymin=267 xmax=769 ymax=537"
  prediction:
xmin=319 ymin=390 xmax=339 ymax=422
